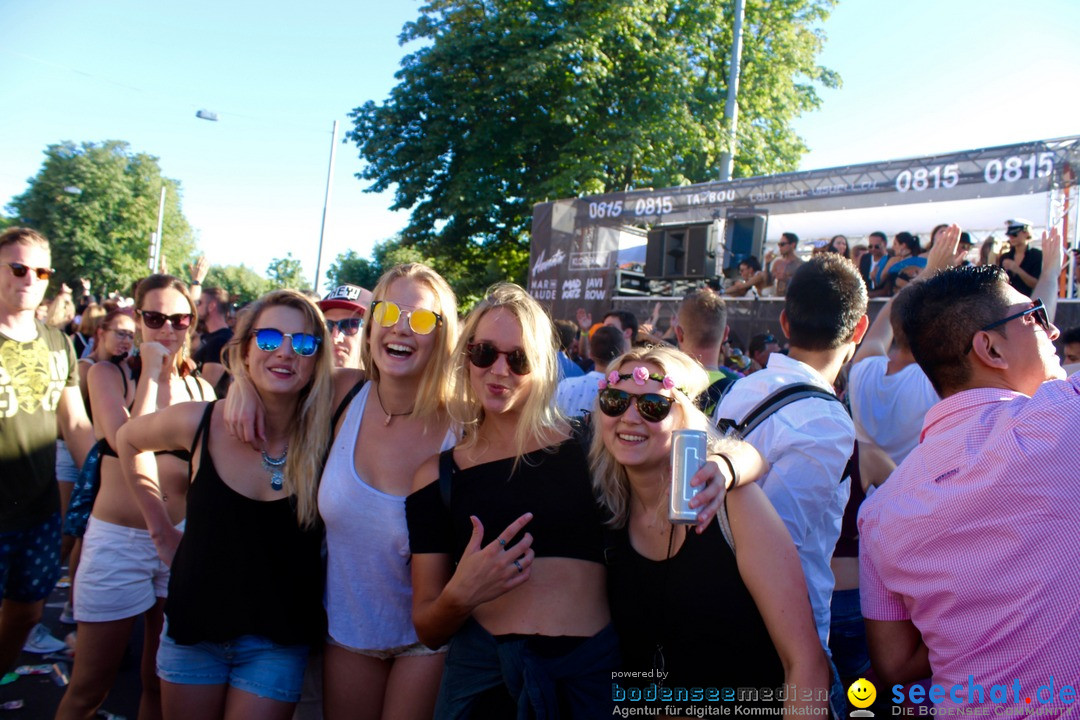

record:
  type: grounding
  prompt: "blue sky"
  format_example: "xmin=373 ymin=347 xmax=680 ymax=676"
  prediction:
xmin=2 ymin=0 xmax=1078 ymax=290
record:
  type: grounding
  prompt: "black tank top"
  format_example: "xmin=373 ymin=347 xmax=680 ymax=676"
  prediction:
xmin=164 ymin=402 xmax=324 ymax=646
xmin=607 ymin=521 xmax=785 ymax=704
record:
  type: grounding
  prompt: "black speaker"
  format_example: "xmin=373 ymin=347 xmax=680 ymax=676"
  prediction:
xmin=644 ymin=224 xmax=714 ymax=279
xmin=724 ymin=214 xmax=767 ymax=277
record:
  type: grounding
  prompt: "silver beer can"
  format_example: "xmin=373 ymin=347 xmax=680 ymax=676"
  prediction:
xmin=669 ymin=429 xmax=707 ymax=524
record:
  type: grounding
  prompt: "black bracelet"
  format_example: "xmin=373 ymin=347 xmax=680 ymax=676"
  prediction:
xmin=717 ymin=453 xmax=738 ymax=490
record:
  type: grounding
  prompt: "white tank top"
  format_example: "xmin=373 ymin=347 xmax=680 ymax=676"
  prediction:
xmin=318 ymin=383 xmax=456 ymax=650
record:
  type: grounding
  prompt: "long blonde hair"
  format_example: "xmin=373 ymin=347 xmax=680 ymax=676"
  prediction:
xmin=358 ymin=263 xmax=459 ymax=420
xmin=589 ymin=345 xmax=723 ymax=528
xmin=223 ymin=290 xmax=334 ymax=528
xmin=449 ymin=282 xmax=565 ymax=462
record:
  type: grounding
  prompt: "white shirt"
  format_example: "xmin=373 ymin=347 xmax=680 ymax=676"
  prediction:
xmin=555 ymin=370 xmax=605 ymax=418
xmin=849 ymin=356 xmax=939 ymax=465
xmin=713 ymin=352 xmax=852 ymax=649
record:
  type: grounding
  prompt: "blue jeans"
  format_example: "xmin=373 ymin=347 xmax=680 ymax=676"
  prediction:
xmin=435 ymin=618 xmax=620 ymax=719
xmin=828 ymin=587 xmax=871 ymax=681
xmin=157 ymin=622 xmax=310 ymax=703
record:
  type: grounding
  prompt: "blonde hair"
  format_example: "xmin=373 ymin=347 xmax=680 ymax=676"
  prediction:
xmin=79 ymin=303 xmax=106 ymax=338
xmin=223 ymin=289 xmax=334 ymax=528
xmin=359 ymin=263 xmax=459 ymax=420
xmin=589 ymin=345 xmax=725 ymax=528
xmin=45 ymin=293 xmax=75 ymax=329
xmin=449 ymin=282 xmax=565 ymax=462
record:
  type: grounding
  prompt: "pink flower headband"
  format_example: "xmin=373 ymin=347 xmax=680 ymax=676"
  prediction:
xmin=597 ymin=366 xmax=684 ymax=395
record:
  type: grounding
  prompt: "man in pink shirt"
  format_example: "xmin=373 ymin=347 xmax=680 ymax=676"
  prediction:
xmin=858 ymin=230 xmax=1079 ymax=716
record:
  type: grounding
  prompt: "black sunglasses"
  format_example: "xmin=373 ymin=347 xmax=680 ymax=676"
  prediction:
xmin=466 ymin=342 xmax=530 ymax=375
xmin=138 ymin=310 xmax=193 ymax=330
xmin=326 ymin=317 xmax=363 ymax=337
xmin=965 ymin=299 xmax=1049 ymax=354
xmin=597 ymin=388 xmax=675 ymax=423
xmin=6 ymin=262 xmax=54 ymax=281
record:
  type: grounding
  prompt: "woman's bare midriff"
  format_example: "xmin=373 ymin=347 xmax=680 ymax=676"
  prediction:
xmin=90 ymin=455 xmax=189 ymax=529
xmin=473 ymin=557 xmax=610 ymax=637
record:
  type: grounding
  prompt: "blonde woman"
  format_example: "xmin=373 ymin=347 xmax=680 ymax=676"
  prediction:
xmin=592 ymin=345 xmax=829 ymax=714
xmin=320 ymin=264 xmax=460 ymax=720
xmin=57 ymin=275 xmax=213 ymax=720
xmin=116 ymin=289 xmax=333 ymax=720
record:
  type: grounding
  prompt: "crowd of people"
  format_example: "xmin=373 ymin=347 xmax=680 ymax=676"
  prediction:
xmin=0 ymin=220 xmax=1077 ymax=720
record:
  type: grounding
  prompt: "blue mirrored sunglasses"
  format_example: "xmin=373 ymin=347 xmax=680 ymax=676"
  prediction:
xmin=253 ymin=328 xmax=321 ymax=357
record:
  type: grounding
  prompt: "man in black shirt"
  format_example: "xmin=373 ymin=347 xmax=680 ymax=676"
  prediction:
xmin=193 ymin=286 xmax=233 ymax=395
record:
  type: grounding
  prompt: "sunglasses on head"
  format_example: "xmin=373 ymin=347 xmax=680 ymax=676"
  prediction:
xmin=252 ymin=328 xmax=321 ymax=357
xmin=138 ymin=310 xmax=193 ymax=330
xmin=326 ymin=317 xmax=363 ymax=337
xmin=597 ymin=388 xmax=674 ymax=423
xmin=6 ymin=262 xmax=54 ymax=281
xmin=466 ymin=342 xmax=530 ymax=375
xmin=371 ymin=301 xmax=441 ymax=335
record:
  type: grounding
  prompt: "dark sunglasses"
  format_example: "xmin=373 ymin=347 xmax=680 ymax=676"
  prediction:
xmin=466 ymin=342 xmax=530 ymax=375
xmin=6 ymin=262 xmax=54 ymax=281
xmin=138 ymin=310 xmax=193 ymax=330
xmin=597 ymin=388 xmax=675 ymax=423
xmin=253 ymin=328 xmax=321 ymax=357
xmin=326 ymin=317 xmax=363 ymax=337
xmin=965 ymin=299 xmax=1049 ymax=354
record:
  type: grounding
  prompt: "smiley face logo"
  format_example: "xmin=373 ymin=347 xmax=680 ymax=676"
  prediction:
xmin=847 ymin=678 xmax=876 ymax=709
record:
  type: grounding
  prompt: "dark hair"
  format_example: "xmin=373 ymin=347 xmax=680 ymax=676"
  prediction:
xmin=1061 ymin=326 xmax=1080 ymax=346
xmin=899 ymin=265 xmax=1011 ymax=396
xmin=869 ymin=231 xmax=887 ymax=244
xmin=748 ymin=332 xmax=777 ymax=358
xmin=827 ymin=235 xmax=850 ymax=259
xmin=201 ymin=287 xmax=231 ymax=315
xmin=553 ymin=319 xmax=578 ymax=352
xmin=784 ymin=254 xmax=868 ymax=351
xmin=739 ymin=256 xmax=762 ymax=272
xmin=781 ymin=232 xmax=799 ymax=247
xmin=134 ymin=274 xmax=198 ymax=370
xmin=895 ymin=232 xmax=922 ymax=256
xmin=889 ymin=285 xmax=916 ymax=351
xmin=0 ymin=227 xmax=49 ymax=253
xmin=589 ymin=325 xmax=627 ymax=364
xmin=603 ymin=309 xmax=639 ymax=340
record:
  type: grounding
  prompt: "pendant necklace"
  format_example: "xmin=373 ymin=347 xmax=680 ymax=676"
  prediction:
xmin=262 ymin=446 xmax=287 ymax=491
xmin=375 ymin=383 xmax=414 ymax=426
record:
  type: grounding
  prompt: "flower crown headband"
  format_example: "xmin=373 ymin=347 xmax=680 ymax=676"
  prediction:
xmin=597 ymin=366 xmax=688 ymax=396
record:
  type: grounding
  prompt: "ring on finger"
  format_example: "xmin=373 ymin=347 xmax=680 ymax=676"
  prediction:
xmin=513 ymin=559 xmax=523 ymax=573
xmin=498 ymin=538 xmax=507 ymax=549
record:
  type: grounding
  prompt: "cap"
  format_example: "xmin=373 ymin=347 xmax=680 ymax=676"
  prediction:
xmin=1005 ymin=218 xmax=1032 ymax=236
xmin=318 ymin=284 xmax=372 ymax=316
xmin=958 ymin=231 xmax=973 ymax=246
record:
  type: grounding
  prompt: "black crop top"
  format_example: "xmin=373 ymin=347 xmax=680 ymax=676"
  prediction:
xmin=405 ymin=437 xmax=606 ymax=564
xmin=164 ymin=402 xmax=324 ymax=646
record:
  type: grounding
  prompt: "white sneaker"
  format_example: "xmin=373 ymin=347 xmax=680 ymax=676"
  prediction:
xmin=59 ymin=601 xmax=75 ymax=625
xmin=22 ymin=623 xmax=67 ymax=654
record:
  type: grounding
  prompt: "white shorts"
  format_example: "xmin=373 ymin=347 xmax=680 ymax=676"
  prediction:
xmin=74 ymin=516 xmax=177 ymax=622
xmin=56 ymin=440 xmax=79 ymax=484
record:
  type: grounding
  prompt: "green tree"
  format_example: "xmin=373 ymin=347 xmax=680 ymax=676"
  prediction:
xmin=204 ymin=264 xmax=271 ymax=305
xmin=348 ymin=0 xmax=838 ymax=286
xmin=266 ymin=253 xmax=312 ymax=291
xmin=6 ymin=140 xmax=196 ymax=294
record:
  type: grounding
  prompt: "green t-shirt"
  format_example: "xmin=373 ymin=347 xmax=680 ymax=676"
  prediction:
xmin=0 ymin=322 xmax=77 ymax=531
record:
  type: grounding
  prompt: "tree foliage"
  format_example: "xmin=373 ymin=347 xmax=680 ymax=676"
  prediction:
xmin=348 ymin=0 xmax=838 ymax=286
xmin=6 ymin=140 xmax=196 ymax=295
xmin=266 ymin=253 xmax=312 ymax=292
xmin=204 ymin=264 xmax=271 ymax=306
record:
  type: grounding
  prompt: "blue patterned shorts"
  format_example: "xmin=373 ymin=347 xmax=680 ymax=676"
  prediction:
xmin=0 ymin=512 xmax=62 ymax=602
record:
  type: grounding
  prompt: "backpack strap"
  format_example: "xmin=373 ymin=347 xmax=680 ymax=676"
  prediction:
xmin=331 ymin=378 xmax=367 ymax=431
xmin=721 ymin=383 xmax=840 ymax=439
xmin=697 ymin=374 xmax=736 ymax=416
xmin=438 ymin=448 xmax=457 ymax=509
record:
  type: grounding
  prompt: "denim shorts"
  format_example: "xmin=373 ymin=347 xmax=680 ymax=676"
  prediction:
xmin=157 ymin=622 xmax=310 ymax=703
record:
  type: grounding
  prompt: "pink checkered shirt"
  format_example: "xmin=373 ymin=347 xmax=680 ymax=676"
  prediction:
xmin=859 ymin=374 xmax=1080 ymax=716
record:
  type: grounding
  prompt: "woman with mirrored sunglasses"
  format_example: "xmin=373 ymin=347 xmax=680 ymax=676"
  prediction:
xmin=591 ymin=345 xmax=829 ymax=715
xmin=113 ymin=289 xmax=334 ymax=720
xmin=58 ymin=275 xmax=215 ymax=720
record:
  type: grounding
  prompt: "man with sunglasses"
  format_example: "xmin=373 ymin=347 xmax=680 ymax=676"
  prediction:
xmin=0 ymin=228 xmax=94 ymax=678
xmin=860 ymin=231 xmax=893 ymax=297
xmin=193 ymin=286 xmax=233 ymax=394
xmin=714 ymin=253 xmax=869 ymax=715
xmin=858 ymin=231 xmax=1080 ymax=713
xmin=318 ymin=283 xmax=372 ymax=370
xmin=769 ymin=232 xmax=804 ymax=297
